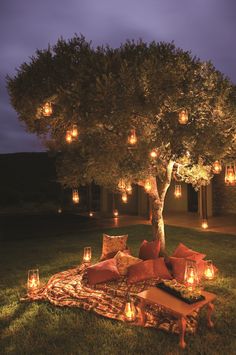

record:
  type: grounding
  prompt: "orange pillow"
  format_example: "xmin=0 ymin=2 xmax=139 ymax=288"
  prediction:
xmin=153 ymin=258 xmax=172 ymax=280
xmin=169 ymin=257 xmax=186 ymax=282
xmin=87 ymin=258 xmax=120 ymax=285
xmin=172 ymin=243 xmax=206 ymax=261
xmin=100 ymin=234 xmax=128 ymax=260
xmin=139 ymin=239 xmax=160 ymax=260
xmin=127 ymin=259 xmax=156 ymax=283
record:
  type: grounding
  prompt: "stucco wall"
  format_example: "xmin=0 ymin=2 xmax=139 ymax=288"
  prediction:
xmin=165 ymin=182 xmax=188 ymax=212
xmin=212 ymin=173 xmax=236 ymax=215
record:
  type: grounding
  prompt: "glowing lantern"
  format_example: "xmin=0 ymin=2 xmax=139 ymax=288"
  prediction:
xmin=71 ymin=125 xmax=78 ymax=138
xmin=118 ymin=179 xmax=126 ymax=190
xmin=184 ymin=260 xmax=199 ymax=291
xmin=83 ymin=247 xmax=92 ymax=263
xmin=42 ymin=102 xmax=52 ymax=117
xmin=144 ymin=179 xmax=152 ymax=192
xmin=128 ymin=129 xmax=137 ymax=145
xmin=201 ymin=219 xmax=208 ymax=229
xmin=204 ymin=260 xmax=215 ymax=280
xmin=58 ymin=208 xmax=62 ymax=214
xmin=89 ymin=211 xmax=94 ymax=217
xmin=122 ymin=192 xmax=128 ymax=203
xmin=124 ymin=296 xmax=137 ymax=322
xmin=126 ymin=182 xmax=132 ymax=194
xmin=113 ymin=209 xmax=119 ymax=217
xmin=27 ymin=269 xmax=40 ymax=292
xmin=174 ymin=185 xmax=182 ymax=198
xmin=150 ymin=149 xmax=158 ymax=159
xmin=225 ymin=163 xmax=236 ymax=186
xmin=72 ymin=189 xmax=79 ymax=204
xmin=66 ymin=131 xmax=72 ymax=143
xmin=212 ymin=160 xmax=222 ymax=174
xmin=178 ymin=109 xmax=188 ymax=125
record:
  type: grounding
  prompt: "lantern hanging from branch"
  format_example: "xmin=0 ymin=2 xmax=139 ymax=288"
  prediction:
xmin=42 ymin=102 xmax=52 ymax=117
xmin=225 ymin=163 xmax=236 ymax=186
xmin=178 ymin=109 xmax=188 ymax=125
xmin=113 ymin=209 xmax=119 ymax=217
xmin=150 ymin=149 xmax=158 ymax=159
xmin=118 ymin=179 xmax=126 ymax=191
xmin=71 ymin=124 xmax=79 ymax=138
xmin=126 ymin=182 xmax=132 ymax=194
xmin=83 ymin=247 xmax=92 ymax=264
xmin=89 ymin=211 xmax=94 ymax=217
xmin=212 ymin=160 xmax=222 ymax=174
xmin=122 ymin=192 xmax=128 ymax=203
xmin=27 ymin=269 xmax=40 ymax=292
xmin=184 ymin=260 xmax=199 ymax=291
xmin=128 ymin=129 xmax=137 ymax=145
xmin=72 ymin=189 xmax=79 ymax=204
xmin=124 ymin=295 xmax=137 ymax=322
xmin=66 ymin=130 xmax=72 ymax=144
xmin=201 ymin=219 xmax=208 ymax=229
xmin=144 ymin=179 xmax=152 ymax=192
xmin=174 ymin=185 xmax=182 ymax=198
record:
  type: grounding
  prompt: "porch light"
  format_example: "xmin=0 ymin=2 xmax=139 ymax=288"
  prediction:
xmin=42 ymin=102 xmax=52 ymax=117
xmin=178 ymin=109 xmax=188 ymax=125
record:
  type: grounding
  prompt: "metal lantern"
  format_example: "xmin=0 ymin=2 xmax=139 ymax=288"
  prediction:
xmin=150 ymin=149 xmax=158 ymax=159
xmin=72 ymin=189 xmax=79 ymax=204
xmin=174 ymin=185 xmax=182 ymax=198
xmin=204 ymin=260 xmax=215 ymax=280
xmin=178 ymin=109 xmax=188 ymax=125
xmin=118 ymin=179 xmax=126 ymax=190
xmin=128 ymin=129 xmax=137 ymax=145
xmin=122 ymin=192 xmax=128 ymax=203
xmin=201 ymin=219 xmax=208 ymax=229
xmin=71 ymin=124 xmax=78 ymax=138
xmin=42 ymin=102 xmax=52 ymax=117
xmin=126 ymin=182 xmax=132 ymax=194
xmin=144 ymin=179 xmax=152 ymax=192
xmin=212 ymin=160 xmax=222 ymax=174
xmin=225 ymin=163 xmax=236 ymax=186
xmin=124 ymin=296 xmax=137 ymax=322
xmin=184 ymin=260 xmax=199 ymax=291
xmin=66 ymin=130 xmax=72 ymax=143
xmin=113 ymin=209 xmax=119 ymax=217
xmin=27 ymin=269 xmax=40 ymax=292
xmin=83 ymin=247 xmax=92 ymax=264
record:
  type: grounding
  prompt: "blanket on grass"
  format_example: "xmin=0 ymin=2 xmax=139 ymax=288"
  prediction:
xmin=22 ymin=264 xmax=198 ymax=334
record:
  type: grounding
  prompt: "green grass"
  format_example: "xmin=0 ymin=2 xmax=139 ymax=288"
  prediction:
xmin=1 ymin=220 xmax=236 ymax=355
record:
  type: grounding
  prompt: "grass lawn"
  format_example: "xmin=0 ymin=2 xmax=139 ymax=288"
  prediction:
xmin=1 ymin=216 xmax=236 ymax=355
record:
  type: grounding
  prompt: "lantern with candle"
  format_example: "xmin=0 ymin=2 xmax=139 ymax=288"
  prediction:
xmin=204 ymin=260 xmax=215 ymax=280
xmin=212 ymin=160 xmax=222 ymax=174
xmin=72 ymin=189 xmax=79 ymax=204
xmin=66 ymin=130 xmax=72 ymax=143
xmin=201 ymin=219 xmax=208 ymax=229
xmin=124 ymin=295 xmax=137 ymax=322
xmin=128 ymin=129 xmax=137 ymax=145
xmin=71 ymin=124 xmax=78 ymax=138
xmin=27 ymin=269 xmax=40 ymax=293
xmin=113 ymin=209 xmax=119 ymax=217
xmin=144 ymin=179 xmax=152 ymax=192
xmin=122 ymin=192 xmax=128 ymax=203
xmin=83 ymin=247 xmax=92 ymax=264
xmin=178 ymin=109 xmax=188 ymax=125
xmin=42 ymin=102 xmax=52 ymax=117
xmin=225 ymin=163 xmax=236 ymax=186
xmin=150 ymin=149 xmax=158 ymax=159
xmin=184 ymin=260 xmax=199 ymax=291
xmin=126 ymin=182 xmax=132 ymax=194
xmin=174 ymin=185 xmax=182 ymax=198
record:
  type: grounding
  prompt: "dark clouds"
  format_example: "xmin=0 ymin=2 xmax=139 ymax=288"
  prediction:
xmin=1 ymin=0 xmax=236 ymax=153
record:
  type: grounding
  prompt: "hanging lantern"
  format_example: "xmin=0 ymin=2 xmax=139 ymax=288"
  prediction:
xmin=212 ymin=160 xmax=222 ymax=174
xmin=42 ymin=102 xmax=52 ymax=117
xmin=178 ymin=109 xmax=188 ymax=125
xmin=126 ymin=182 xmax=132 ymax=194
xmin=144 ymin=179 xmax=152 ymax=192
xmin=204 ymin=260 xmax=215 ymax=280
xmin=124 ymin=296 xmax=137 ymax=322
xmin=71 ymin=124 xmax=79 ymax=138
xmin=27 ymin=269 xmax=40 ymax=292
xmin=83 ymin=247 xmax=92 ymax=264
xmin=89 ymin=211 xmax=94 ymax=217
xmin=174 ymin=185 xmax=182 ymax=198
xmin=122 ymin=192 xmax=128 ymax=203
xmin=58 ymin=208 xmax=62 ymax=214
xmin=72 ymin=189 xmax=79 ymax=204
xmin=128 ymin=129 xmax=137 ymax=145
xmin=66 ymin=130 xmax=72 ymax=144
xmin=113 ymin=209 xmax=119 ymax=217
xmin=201 ymin=219 xmax=208 ymax=229
xmin=150 ymin=149 xmax=158 ymax=159
xmin=225 ymin=163 xmax=236 ymax=186
xmin=184 ymin=260 xmax=199 ymax=291
xmin=118 ymin=179 xmax=126 ymax=190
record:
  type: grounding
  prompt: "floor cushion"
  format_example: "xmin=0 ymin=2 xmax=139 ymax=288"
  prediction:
xmin=100 ymin=233 xmax=128 ymax=260
xmin=139 ymin=239 xmax=160 ymax=260
xmin=153 ymin=258 xmax=173 ymax=280
xmin=87 ymin=258 xmax=121 ymax=285
xmin=172 ymin=242 xmax=206 ymax=261
xmin=114 ymin=251 xmax=141 ymax=275
xmin=127 ymin=259 xmax=156 ymax=283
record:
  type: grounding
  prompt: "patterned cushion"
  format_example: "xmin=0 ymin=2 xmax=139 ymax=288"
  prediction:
xmin=87 ymin=258 xmax=121 ymax=285
xmin=100 ymin=234 xmax=128 ymax=260
xmin=172 ymin=243 xmax=206 ymax=261
xmin=114 ymin=251 xmax=141 ymax=275
xmin=139 ymin=239 xmax=160 ymax=260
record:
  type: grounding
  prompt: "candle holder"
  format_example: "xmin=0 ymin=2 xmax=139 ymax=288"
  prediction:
xmin=204 ymin=260 xmax=215 ymax=280
xmin=184 ymin=260 xmax=199 ymax=291
xmin=124 ymin=295 xmax=137 ymax=322
xmin=27 ymin=269 xmax=40 ymax=293
xmin=83 ymin=247 xmax=92 ymax=264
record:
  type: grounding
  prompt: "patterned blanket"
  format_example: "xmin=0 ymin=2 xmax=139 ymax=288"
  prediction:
xmin=23 ymin=265 xmax=198 ymax=335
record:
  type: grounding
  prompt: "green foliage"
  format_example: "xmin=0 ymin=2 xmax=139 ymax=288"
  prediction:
xmin=7 ymin=35 xmax=236 ymax=190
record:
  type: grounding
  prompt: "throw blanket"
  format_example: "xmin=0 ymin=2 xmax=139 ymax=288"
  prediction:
xmin=22 ymin=265 xmax=198 ymax=334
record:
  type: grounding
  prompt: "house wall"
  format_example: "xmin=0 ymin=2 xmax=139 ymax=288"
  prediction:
xmin=212 ymin=173 xmax=236 ymax=215
xmin=165 ymin=182 xmax=188 ymax=212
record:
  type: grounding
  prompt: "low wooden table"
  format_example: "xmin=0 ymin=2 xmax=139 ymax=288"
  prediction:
xmin=137 ymin=287 xmax=216 ymax=349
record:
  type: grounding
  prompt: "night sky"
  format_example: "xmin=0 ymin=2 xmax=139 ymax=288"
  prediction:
xmin=1 ymin=0 xmax=236 ymax=153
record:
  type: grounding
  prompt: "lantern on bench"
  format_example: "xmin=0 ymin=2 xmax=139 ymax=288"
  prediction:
xmin=83 ymin=247 xmax=92 ymax=264
xmin=27 ymin=269 xmax=40 ymax=293
xmin=184 ymin=260 xmax=199 ymax=291
xmin=124 ymin=295 xmax=137 ymax=322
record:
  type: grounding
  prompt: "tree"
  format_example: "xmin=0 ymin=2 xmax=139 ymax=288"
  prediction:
xmin=7 ymin=35 xmax=236 ymax=253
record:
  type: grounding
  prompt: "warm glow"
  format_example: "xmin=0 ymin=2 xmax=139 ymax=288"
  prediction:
xmin=124 ymin=301 xmax=136 ymax=322
xmin=113 ymin=209 xmax=119 ymax=217
xmin=83 ymin=247 xmax=92 ymax=263
xmin=66 ymin=130 xmax=72 ymax=143
xmin=144 ymin=179 xmax=152 ymax=192
xmin=184 ymin=261 xmax=198 ymax=291
xmin=204 ymin=260 xmax=215 ymax=280
xmin=150 ymin=149 xmax=158 ymax=158
xmin=71 ymin=125 xmax=78 ymax=138
xmin=27 ymin=269 xmax=40 ymax=291
xmin=42 ymin=102 xmax=52 ymax=117
xmin=128 ymin=129 xmax=137 ymax=145
xmin=225 ymin=164 xmax=236 ymax=186
xmin=178 ymin=109 xmax=188 ymax=124
xmin=58 ymin=208 xmax=62 ymax=214
xmin=201 ymin=219 xmax=208 ymax=229
xmin=89 ymin=211 xmax=94 ymax=217
xmin=174 ymin=185 xmax=182 ymax=198
xmin=118 ymin=179 xmax=126 ymax=190
xmin=121 ymin=192 xmax=128 ymax=203
xmin=72 ymin=189 xmax=79 ymax=204
xmin=126 ymin=182 xmax=132 ymax=194
xmin=212 ymin=160 xmax=222 ymax=174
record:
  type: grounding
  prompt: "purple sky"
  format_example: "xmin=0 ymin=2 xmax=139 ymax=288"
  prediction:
xmin=1 ymin=0 xmax=236 ymax=153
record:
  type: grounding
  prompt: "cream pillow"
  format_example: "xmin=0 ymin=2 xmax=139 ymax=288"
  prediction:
xmin=114 ymin=251 xmax=141 ymax=275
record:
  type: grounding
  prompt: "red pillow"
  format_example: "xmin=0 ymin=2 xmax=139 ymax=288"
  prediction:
xmin=139 ymin=239 xmax=160 ymax=260
xmin=153 ymin=258 xmax=172 ymax=280
xmin=100 ymin=248 xmax=131 ymax=261
xmin=172 ymin=243 xmax=206 ymax=261
xmin=169 ymin=257 xmax=186 ymax=283
xmin=87 ymin=258 xmax=120 ymax=285
xmin=127 ymin=259 xmax=155 ymax=283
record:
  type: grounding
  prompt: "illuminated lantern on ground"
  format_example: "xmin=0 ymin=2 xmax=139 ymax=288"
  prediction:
xmin=128 ymin=129 xmax=137 ymax=145
xmin=113 ymin=209 xmax=119 ymax=217
xmin=178 ymin=109 xmax=188 ymax=124
xmin=83 ymin=247 xmax=92 ymax=263
xmin=72 ymin=189 xmax=79 ymax=204
xmin=184 ymin=260 xmax=199 ymax=291
xmin=212 ymin=160 xmax=222 ymax=174
xmin=71 ymin=124 xmax=78 ymax=138
xmin=42 ymin=102 xmax=52 ymax=117
xmin=122 ymin=192 xmax=128 ymax=203
xmin=144 ymin=179 xmax=152 ymax=192
xmin=66 ymin=130 xmax=72 ymax=143
xmin=27 ymin=269 xmax=40 ymax=292
xmin=225 ymin=163 xmax=236 ymax=186
xmin=124 ymin=296 xmax=137 ymax=322
xmin=201 ymin=219 xmax=208 ymax=229
xmin=204 ymin=260 xmax=215 ymax=280
xmin=150 ymin=149 xmax=158 ymax=159
xmin=174 ymin=185 xmax=182 ymax=198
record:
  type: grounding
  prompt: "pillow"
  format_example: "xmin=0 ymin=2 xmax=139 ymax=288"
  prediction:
xmin=139 ymin=239 xmax=160 ymax=260
xmin=100 ymin=248 xmax=130 ymax=261
xmin=87 ymin=258 xmax=120 ymax=285
xmin=153 ymin=258 xmax=173 ymax=280
xmin=114 ymin=251 xmax=141 ymax=275
xmin=172 ymin=243 xmax=206 ymax=261
xmin=127 ymin=259 xmax=156 ymax=284
xmin=100 ymin=234 xmax=128 ymax=260
xmin=169 ymin=257 xmax=187 ymax=283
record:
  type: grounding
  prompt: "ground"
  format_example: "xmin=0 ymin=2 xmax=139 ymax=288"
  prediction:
xmin=0 ymin=214 xmax=236 ymax=355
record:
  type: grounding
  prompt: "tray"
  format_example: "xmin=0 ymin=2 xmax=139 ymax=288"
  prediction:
xmin=156 ymin=282 xmax=205 ymax=304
